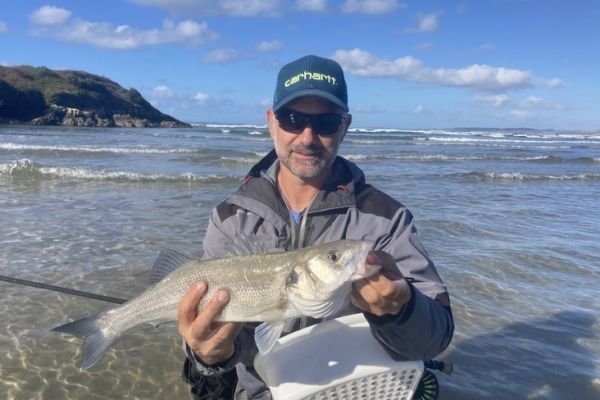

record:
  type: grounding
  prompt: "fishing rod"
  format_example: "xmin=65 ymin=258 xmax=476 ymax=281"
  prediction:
xmin=0 ymin=274 xmax=127 ymax=304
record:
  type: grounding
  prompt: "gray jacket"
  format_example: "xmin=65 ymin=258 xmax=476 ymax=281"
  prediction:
xmin=184 ymin=150 xmax=454 ymax=399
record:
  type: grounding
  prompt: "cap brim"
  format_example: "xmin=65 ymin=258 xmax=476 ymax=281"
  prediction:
xmin=273 ymin=89 xmax=349 ymax=112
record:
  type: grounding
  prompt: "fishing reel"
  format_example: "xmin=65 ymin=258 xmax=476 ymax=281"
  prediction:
xmin=412 ymin=359 xmax=453 ymax=400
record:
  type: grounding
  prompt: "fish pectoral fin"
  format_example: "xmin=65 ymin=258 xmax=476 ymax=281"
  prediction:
xmin=254 ymin=321 xmax=286 ymax=354
xmin=287 ymin=284 xmax=351 ymax=319
xmin=150 ymin=249 xmax=194 ymax=284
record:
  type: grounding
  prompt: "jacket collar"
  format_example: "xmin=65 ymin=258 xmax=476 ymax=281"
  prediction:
xmin=236 ymin=149 xmax=366 ymax=216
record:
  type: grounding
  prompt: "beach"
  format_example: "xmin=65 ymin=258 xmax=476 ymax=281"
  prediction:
xmin=1 ymin=124 xmax=599 ymax=399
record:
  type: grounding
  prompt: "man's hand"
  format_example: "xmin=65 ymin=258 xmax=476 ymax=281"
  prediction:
xmin=178 ymin=282 xmax=243 ymax=366
xmin=351 ymin=251 xmax=411 ymax=317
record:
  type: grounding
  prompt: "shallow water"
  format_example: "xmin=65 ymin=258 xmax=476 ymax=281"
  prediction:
xmin=1 ymin=125 xmax=599 ymax=399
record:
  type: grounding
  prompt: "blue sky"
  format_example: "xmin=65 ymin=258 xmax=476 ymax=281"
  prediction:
xmin=1 ymin=0 xmax=598 ymax=129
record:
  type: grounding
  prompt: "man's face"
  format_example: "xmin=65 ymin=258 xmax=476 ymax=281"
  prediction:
xmin=267 ymin=96 xmax=351 ymax=181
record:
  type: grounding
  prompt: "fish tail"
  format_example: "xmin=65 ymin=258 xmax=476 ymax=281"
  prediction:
xmin=52 ymin=312 xmax=115 ymax=370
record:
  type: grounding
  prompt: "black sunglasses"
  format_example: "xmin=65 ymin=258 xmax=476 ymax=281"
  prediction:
xmin=275 ymin=109 xmax=347 ymax=136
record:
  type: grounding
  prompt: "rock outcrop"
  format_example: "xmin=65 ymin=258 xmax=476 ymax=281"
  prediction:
xmin=0 ymin=65 xmax=189 ymax=128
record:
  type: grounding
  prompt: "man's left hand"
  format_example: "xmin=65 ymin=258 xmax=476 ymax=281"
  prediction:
xmin=351 ymin=251 xmax=412 ymax=317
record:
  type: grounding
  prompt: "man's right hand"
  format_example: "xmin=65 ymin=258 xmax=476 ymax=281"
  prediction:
xmin=178 ymin=281 xmax=243 ymax=366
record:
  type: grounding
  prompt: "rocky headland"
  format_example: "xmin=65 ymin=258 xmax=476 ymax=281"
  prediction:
xmin=0 ymin=65 xmax=189 ymax=128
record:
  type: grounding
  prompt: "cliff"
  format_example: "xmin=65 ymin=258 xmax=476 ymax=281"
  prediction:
xmin=0 ymin=65 xmax=189 ymax=128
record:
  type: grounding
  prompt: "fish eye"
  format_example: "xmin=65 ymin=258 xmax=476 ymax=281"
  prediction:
xmin=327 ymin=251 xmax=339 ymax=262
xmin=286 ymin=269 xmax=298 ymax=285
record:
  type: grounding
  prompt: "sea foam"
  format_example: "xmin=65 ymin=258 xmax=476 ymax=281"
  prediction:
xmin=0 ymin=143 xmax=195 ymax=154
xmin=0 ymin=159 xmax=241 ymax=184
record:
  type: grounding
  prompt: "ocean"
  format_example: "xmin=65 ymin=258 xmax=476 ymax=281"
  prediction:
xmin=1 ymin=124 xmax=599 ymax=399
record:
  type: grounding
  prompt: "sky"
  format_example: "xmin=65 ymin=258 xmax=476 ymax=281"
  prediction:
xmin=1 ymin=0 xmax=599 ymax=129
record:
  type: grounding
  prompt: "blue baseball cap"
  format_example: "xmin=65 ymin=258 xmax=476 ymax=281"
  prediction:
xmin=272 ymin=55 xmax=348 ymax=112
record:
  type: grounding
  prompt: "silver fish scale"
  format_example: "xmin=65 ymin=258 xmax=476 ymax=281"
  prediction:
xmin=177 ymin=252 xmax=299 ymax=322
xmin=116 ymin=251 xmax=301 ymax=327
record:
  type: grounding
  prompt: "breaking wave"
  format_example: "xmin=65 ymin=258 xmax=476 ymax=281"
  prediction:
xmin=343 ymin=154 xmax=597 ymax=163
xmin=217 ymin=154 xmax=265 ymax=165
xmin=0 ymin=143 xmax=196 ymax=155
xmin=417 ymin=137 xmax=599 ymax=145
xmin=205 ymin=123 xmax=267 ymax=129
xmin=0 ymin=159 xmax=242 ymax=184
xmin=457 ymin=171 xmax=600 ymax=181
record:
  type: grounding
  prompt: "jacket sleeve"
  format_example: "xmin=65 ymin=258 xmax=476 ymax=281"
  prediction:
xmin=182 ymin=325 xmax=257 ymax=376
xmin=366 ymin=207 xmax=454 ymax=360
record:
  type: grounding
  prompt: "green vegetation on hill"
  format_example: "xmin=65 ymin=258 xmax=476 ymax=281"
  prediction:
xmin=0 ymin=65 xmax=188 ymax=127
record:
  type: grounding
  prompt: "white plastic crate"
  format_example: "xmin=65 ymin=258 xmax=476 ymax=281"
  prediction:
xmin=254 ymin=313 xmax=423 ymax=400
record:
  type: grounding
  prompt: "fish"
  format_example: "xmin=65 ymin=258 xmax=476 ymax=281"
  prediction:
xmin=52 ymin=239 xmax=377 ymax=370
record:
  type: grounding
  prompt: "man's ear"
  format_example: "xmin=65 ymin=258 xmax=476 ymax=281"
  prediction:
xmin=340 ymin=113 xmax=352 ymax=142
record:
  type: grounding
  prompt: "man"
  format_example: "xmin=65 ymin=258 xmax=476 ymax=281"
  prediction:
xmin=178 ymin=55 xmax=454 ymax=399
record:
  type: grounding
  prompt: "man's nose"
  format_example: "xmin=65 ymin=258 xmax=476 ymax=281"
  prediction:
xmin=296 ymin=123 xmax=318 ymax=144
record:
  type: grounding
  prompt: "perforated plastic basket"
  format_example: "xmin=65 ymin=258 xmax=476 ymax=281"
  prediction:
xmin=254 ymin=313 xmax=423 ymax=400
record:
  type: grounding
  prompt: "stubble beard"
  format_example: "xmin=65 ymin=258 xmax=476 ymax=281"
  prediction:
xmin=276 ymin=143 xmax=337 ymax=180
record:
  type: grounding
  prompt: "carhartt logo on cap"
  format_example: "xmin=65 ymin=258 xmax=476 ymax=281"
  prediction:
xmin=284 ymin=71 xmax=337 ymax=88
xmin=273 ymin=55 xmax=348 ymax=112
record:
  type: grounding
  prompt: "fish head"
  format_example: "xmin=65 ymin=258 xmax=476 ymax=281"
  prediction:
xmin=286 ymin=240 xmax=375 ymax=302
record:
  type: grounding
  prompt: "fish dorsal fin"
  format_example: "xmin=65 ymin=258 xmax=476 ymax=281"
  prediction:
xmin=254 ymin=321 xmax=286 ymax=354
xmin=150 ymin=249 xmax=193 ymax=285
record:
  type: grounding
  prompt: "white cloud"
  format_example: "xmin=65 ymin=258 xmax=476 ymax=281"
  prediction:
xmin=152 ymin=85 xmax=183 ymax=99
xmin=260 ymin=98 xmax=272 ymax=107
xmin=130 ymin=0 xmax=280 ymax=16
xmin=519 ymin=96 xmax=543 ymax=109
xmin=29 ymin=8 xmax=217 ymax=50
xmin=518 ymin=96 xmax=564 ymax=110
xmin=416 ymin=12 xmax=441 ymax=33
xmin=202 ymin=48 xmax=245 ymax=64
xmin=474 ymin=94 xmax=564 ymax=113
xmin=411 ymin=105 xmax=427 ymax=114
xmin=332 ymin=48 xmax=540 ymax=91
xmin=146 ymin=85 xmax=224 ymax=120
xmin=510 ymin=110 xmax=535 ymax=120
xmin=195 ymin=92 xmax=210 ymax=104
xmin=256 ymin=40 xmax=284 ymax=52
xmin=29 ymin=6 xmax=72 ymax=25
xmin=333 ymin=48 xmax=422 ymax=76
xmin=0 ymin=21 xmax=7 ymax=33
xmin=220 ymin=0 xmax=280 ymax=16
xmin=474 ymin=94 xmax=510 ymax=107
xmin=548 ymin=78 xmax=563 ymax=88
xmin=295 ymin=0 xmax=327 ymax=11
xmin=342 ymin=0 xmax=404 ymax=15
xmin=148 ymin=85 xmax=205 ymax=114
